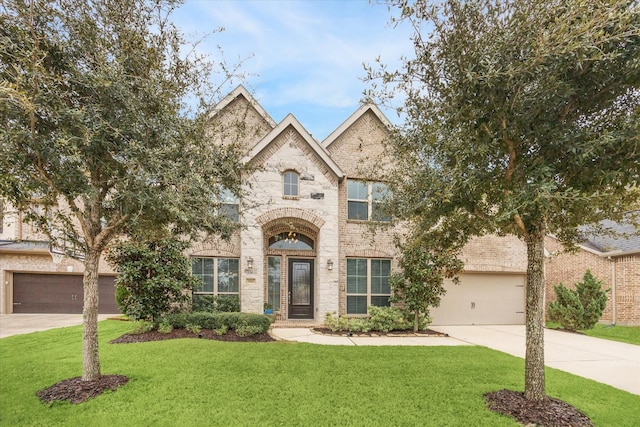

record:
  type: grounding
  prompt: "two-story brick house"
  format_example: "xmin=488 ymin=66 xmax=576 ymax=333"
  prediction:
xmin=0 ymin=85 xmax=530 ymax=324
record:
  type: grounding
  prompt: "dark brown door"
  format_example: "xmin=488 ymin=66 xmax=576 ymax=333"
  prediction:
xmin=13 ymin=273 xmax=120 ymax=314
xmin=288 ymin=259 xmax=314 ymax=319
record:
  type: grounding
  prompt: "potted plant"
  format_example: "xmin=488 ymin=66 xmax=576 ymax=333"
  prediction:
xmin=263 ymin=302 xmax=274 ymax=315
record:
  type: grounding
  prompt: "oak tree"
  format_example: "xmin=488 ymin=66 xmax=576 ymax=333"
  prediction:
xmin=0 ymin=0 xmax=245 ymax=381
xmin=370 ymin=0 xmax=640 ymax=401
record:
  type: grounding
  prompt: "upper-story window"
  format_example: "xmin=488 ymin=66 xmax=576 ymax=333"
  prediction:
xmin=347 ymin=180 xmax=391 ymax=222
xmin=219 ymin=187 xmax=239 ymax=222
xmin=283 ymin=171 xmax=299 ymax=197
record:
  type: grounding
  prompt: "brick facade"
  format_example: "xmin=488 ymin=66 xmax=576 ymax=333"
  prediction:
xmin=1 ymin=85 xmax=540 ymax=322
xmin=544 ymin=236 xmax=640 ymax=326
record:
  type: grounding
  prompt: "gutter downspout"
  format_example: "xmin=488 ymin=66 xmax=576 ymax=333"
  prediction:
xmin=609 ymin=256 xmax=616 ymax=325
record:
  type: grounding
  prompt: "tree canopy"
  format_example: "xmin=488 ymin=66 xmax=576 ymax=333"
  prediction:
xmin=370 ymin=0 xmax=640 ymax=402
xmin=0 ymin=0 xmax=247 ymax=381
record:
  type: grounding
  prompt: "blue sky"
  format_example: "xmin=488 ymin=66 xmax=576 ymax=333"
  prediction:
xmin=172 ymin=0 xmax=413 ymax=140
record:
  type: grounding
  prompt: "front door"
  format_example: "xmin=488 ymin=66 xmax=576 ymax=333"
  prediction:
xmin=288 ymin=259 xmax=314 ymax=319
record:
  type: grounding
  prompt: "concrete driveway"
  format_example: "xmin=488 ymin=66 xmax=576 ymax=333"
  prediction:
xmin=431 ymin=325 xmax=640 ymax=396
xmin=0 ymin=314 xmax=112 ymax=338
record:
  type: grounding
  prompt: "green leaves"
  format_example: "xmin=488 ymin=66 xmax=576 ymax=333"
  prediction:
xmin=377 ymin=0 xmax=640 ymax=244
xmin=106 ymin=237 xmax=199 ymax=322
xmin=0 ymin=0 xmax=245 ymax=250
xmin=389 ymin=235 xmax=463 ymax=331
xmin=548 ymin=269 xmax=609 ymax=330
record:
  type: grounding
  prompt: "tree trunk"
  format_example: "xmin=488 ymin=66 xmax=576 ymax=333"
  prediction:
xmin=524 ymin=231 xmax=546 ymax=401
xmin=414 ymin=309 xmax=419 ymax=332
xmin=82 ymin=248 xmax=101 ymax=381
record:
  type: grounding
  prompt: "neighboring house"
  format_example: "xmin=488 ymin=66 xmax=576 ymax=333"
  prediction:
xmin=0 ymin=85 xmax=530 ymax=325
xmin=545 ymin=214 xmax=640 ymax=326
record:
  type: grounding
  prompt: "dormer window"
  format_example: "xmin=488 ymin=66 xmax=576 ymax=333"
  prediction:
xmin=283 ymin=171 xmax=299 ymax=197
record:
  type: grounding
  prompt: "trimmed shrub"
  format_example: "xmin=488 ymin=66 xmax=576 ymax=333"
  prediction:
xmin=323 ymin=307 xmax=414 ymax=333
xmin=158 ymin=320 xmax=173 ymax=334
xmin=131 ymin=320 xmax=155 ymax=334
xmin=185 ymin=323 xmax=201 ymax=334
xmin=192 ymin=294 xmax=240 ymax=313
xmin=548 ymin=269 xmax=609 ymax=331
xmin=106 ymin=238 xmax=198 ymax=322
xmin=368 ymin=306 xmax=411 ymax=332
xmin=161 ymin=312 xmax=270 ymax=335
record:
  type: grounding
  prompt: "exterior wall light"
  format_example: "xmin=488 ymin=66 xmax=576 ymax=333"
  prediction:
xmin=327 ymin=259 xmax=333 ymax=271
xmin=247 ymin=257 xmax=254 ymax=270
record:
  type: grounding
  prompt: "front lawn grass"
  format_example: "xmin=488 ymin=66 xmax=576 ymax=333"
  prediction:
xmin=582 ymin=324 xmax=640 ymax=346
xmin=1 ymin=321 xmax=639 ymax=426
xmin=547 ymin=322 xmax=640 ymax=346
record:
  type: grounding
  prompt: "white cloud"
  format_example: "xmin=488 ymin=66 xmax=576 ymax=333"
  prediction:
xmin=173 ymin=0 xmax=413 ymax=138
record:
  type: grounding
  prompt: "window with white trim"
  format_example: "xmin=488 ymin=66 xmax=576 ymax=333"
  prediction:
xmin=283 ymin=171 xmax=299 ymax=197
xmin=347 ymin=180 xmax=391 ymax=222
xmin=219 ymin=188 xmax=239 ymax=222
xmin=346 ymin=258 xmax=391 ymax=314
xmin=192 ymin=257 xmax=239 ymax=296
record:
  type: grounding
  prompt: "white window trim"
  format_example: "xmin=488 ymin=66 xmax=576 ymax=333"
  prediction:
xmin=282 ymin=171 xmax=300 ymax=198
xmin=346 ymin=258 xmax=392 ymax=315
xmin=347 ymin=180 xmax=391 ymax=222
xmin=192 ymin=257 xmax=240 ymax=296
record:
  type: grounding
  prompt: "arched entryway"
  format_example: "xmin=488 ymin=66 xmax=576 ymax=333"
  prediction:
xmin=263 ymin=219 xmax=318 ymax=320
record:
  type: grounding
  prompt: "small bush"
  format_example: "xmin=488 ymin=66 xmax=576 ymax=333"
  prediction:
xmin=185 ymin=323 xmax=201 ymax=334
xmin=158 ymin=321 xmax=173 ymax=334
xmin=347 ymin=318 xmax=371 ymax=333
xmin=214 ymin=325 xmax=228 ymax=336
xmin=548 ymin=269 xmax=609 ymax=331
xmin=324 ymin=312 xmax=350 ymax=332
xmin=368 ymin=306 xmax=410 ymax=332
xmin=324 ymin=307 xmax=414 ymax=333
xmin=236 ymin=322 xmax=265 ymax=337
xmin=131 ymin=321 xmax=154 ymax=334
xmin=192 ymin=294 xmax=241 ymax=313
xmin=162 ymin=312 xmax=270 ymax=335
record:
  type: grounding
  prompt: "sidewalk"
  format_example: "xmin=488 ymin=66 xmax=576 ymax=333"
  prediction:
xmin=270 ymin=327 xmax=469 ymax=346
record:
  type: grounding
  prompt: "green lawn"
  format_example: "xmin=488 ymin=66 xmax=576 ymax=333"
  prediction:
xmin=1 ymin=321 xmax=639 ymax=426
xmin=547 ymin=322 xmax=640 ymax=346
xmin=582 ymin=324 xmax=640 ymax=346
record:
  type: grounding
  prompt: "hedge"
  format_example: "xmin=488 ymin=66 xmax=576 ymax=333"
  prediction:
xmin=161 ymin=312 xmax=271 ymax=335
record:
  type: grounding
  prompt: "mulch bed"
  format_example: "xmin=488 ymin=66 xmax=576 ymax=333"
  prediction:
xmin=109 ymin=328 xmax=276 ymax=344
xmin=312 ymin=328 xmax=448 ymax=337
xmin=37 ymin=375 xmax=129 ymax=404
xmin=485 ymin=389 xmax=593 ymax=426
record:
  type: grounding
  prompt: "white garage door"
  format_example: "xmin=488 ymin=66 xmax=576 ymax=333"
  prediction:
xmin=430 ymin=274 xmax=525 ymax=325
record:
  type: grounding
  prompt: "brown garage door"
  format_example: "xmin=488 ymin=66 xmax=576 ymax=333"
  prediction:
xmin=13 ymin=273 xmax=120 ymax=314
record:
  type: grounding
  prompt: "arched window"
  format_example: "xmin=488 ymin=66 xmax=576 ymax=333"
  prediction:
xmin=268 ymin=232 xmax=314 ymax=250
xmin=283 ymin=171 xmax=299 ymax=197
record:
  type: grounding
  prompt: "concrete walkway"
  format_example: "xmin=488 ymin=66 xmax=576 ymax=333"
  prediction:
xmin=270 ymin=327 xmax=470 ymax=347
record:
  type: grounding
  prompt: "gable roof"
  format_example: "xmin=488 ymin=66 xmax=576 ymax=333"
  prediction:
xmin=209 ymin=84 xmax=277 ymax=128
xmin=244 ymin=113 xmax=344 ymax=179
xmin=580 ymin=212 xmax=640 ymax=255
xmin=323 ymin=103 xmax=393 ymax=148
